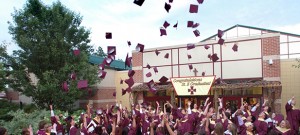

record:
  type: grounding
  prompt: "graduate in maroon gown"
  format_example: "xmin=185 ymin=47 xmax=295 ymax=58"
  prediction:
xmin=49 ymin=105 xmax=64 ymax=135
xmin=285 ymin=96 xmax=300 ymax=134
xmin=274 ymin=120 xmax=293 ymax=135
xmin=37 ymin=120 xmax=48 ymax=135
xmin=253 ymin=112 xmax=268 ymax=135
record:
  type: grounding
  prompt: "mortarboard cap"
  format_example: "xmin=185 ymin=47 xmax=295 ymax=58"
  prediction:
xmin=135 ymin=43 xmax=144 ymax=52
xmin=208 ymin=54 xmax=211 ymax=59
xmin=159 ymin=76 xmax=169 ymax=84
xmin=128 ymin=70 xmax=135 ymax=77
xmin=187 ymin=54 xmax=192 ymax=59
xmin=217 ymin=29 xmax=224 ymax=38
xmin=202 ymin=72 xmax=205 ymax=76
xmin=232 ymin=44 xmax=238 ymax=52
xmin=125 ymin=53 xmax=132 ymax=68
xmin=126 ymin=87 xmax=132 ymax=93
xmin=189 ymin=4 xmax=198 ymax=13
xmin=70 ymin=73 xmax=76 ymax=80
xmin=153 ymin=67 xmax=158 ymax=73
xmin=147 ymin=80 xmax=155 ymax=89
xmin=164 ymin=2 xmax=171 ymax=13
xmin=113 ymin=92 xmax=116 ymax=97
xmin=146 ymin=72 xmax=152 ymax=78
xmin=169 ymin=0 xmax=173 ymax=3
xmin=99 ymin=64 xmax=105 ymax=70
xmin=187 ymin=21 xmax=194 ymax=27
xmin=103 ymin=57 xmax=113 ymax=66
xmin=197 ymin=0 xmax=204 ymax=4
xmin=146 ymin=63 xmax=151 ymax=69
xmin=155 ymin=49 xmax=160 ymax=56
xmin=125 ymin=77 xmax=134 ymax=88
xmin=133 ymin=0 xmax=145 ymax=6
xmin=127 ymin=41 xmax=131 ymax=46
xmin=204 ymin=45 xmax=210 ymax=50
xmin=77 ymin=80 xmax=88 ymax=89
xmin=164 ymin=53 xmax=169 ymax=59
xmin=187 ymin=43 xmax=195 ymax=50
xmin=122 ymin=88 xmax=127 ymax=96
xmin=163 ymin=21 xmax=170 ymax=28
xmin=105 ymin=32 xmax=112 ymax=39
xmin=173 ymin=21 xmax=178 ymax=29
xmin=62 ymin=81 xmax=69 ymax=92
xmin=160 ymin=27 xmax=167 ymax=36
xmin=73 ymin=49 xmax=80 ymax=56
xmin=107 ymin=46 xmax=116 ymax=56
xmin=193 ymin=30 xmax=200 ymax=37
xmin=98 ymin=70 xmax=107 ymax=79
xmin=215 ymin=78 xmax=221 ymax=84
xmin=218 ymin=38 xmax=225 ymax=45
xmin=120 ymin=79 xmax=123 ymax=84
xmin=188 ymin=64 xmax=193 ymax=70
xmin=211 ymin=53 xmax=219 ymax=62
xmin=192 ymin=23 xmax=199 ymax=28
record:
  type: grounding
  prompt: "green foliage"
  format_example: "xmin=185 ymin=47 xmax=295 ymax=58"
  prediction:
xmin=93 ymin=46 xmax=107 ymax=57
xmin=292 ymin=58 xmax=300 ymax=68
xmin=7 ymin=0 xmax=101 ymax=110
xmin=0 ymin=100 xmax=19 ymax=121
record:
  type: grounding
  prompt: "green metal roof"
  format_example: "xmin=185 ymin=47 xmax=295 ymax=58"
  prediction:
xmin=201 ymin=24 xmax=300 ymax=42
xmin=88 ymin=55 xmax=131 ymax=71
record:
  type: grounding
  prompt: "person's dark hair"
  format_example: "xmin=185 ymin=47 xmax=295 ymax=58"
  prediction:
xmin=184 ymin=132 xmax=193 ymax=135
xmin=21 ymin=128 xmax=30 ymax=135
xmin=214 ymin=122 xmax=224 ymax=135
xmin=228 ymin=123 xmax=237 ymax=135
xmin=197 ymin=128 xmax=207 ymax=135
xmin=38 ymin=120 xmax=48 ymax=130
xmin=0 ymin=127 xmax=7 ymax=135
xmin=267 ymin=129 xmax=279 ymax=135
xmin=267 ymin=107 xmax=272 ymax=113
xmin=225 ymin=112 xmax=231 ymax=119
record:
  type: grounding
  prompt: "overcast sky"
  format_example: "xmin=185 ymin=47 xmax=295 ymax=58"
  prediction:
xmin=1 ymin=0 xmax=300 ymax=60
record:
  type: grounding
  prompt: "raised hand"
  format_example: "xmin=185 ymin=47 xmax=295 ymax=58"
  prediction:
xmin=49 ymin=105 xmax=53 ymax=110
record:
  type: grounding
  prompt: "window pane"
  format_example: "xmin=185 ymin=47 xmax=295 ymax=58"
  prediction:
xmin=280 ymin=43 xmax=288 ymax=54
xmin=280 ymin=35 xmax=288 ymax=43
xmin=289 ymin=42 xmax=300 ymax=54
xmin=288 ymin=36 xmax=300 ymax=42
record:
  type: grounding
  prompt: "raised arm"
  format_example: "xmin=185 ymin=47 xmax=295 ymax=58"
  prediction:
xmin=163 ymin=114 xmax=176 ymax=135
xmin=204 ymin=97 xmax=210 ymax=107
xmin=50 ymin=105 xmax=55 ymax=117
xmin=203 ymin=102 xmax=211 ymax=116
xmin=156 ymin=101 xmax=160 ymax=115
xmin=86 ymin=104 xmax=91 ymax=118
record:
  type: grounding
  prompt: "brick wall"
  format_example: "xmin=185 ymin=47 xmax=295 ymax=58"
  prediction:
xmin=89 ymin=87 xmax=115 ymax=100
xmin=79 ymin=87 xmax=116 ymax=109
xmin=262 ymin=36 xmax=280 ymax=78
xmin=132 ymin=52 xmax=143 ymax=83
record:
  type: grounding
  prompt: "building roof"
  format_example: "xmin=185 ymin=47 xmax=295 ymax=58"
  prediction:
xmin=88 ymin=55 xmax=131 ymax=71
xmin=201 ymin=24 xmax=300 ymax=42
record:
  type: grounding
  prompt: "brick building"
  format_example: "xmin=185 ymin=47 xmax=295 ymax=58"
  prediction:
xmin=127 ymin=24 xmax=300 ymax=115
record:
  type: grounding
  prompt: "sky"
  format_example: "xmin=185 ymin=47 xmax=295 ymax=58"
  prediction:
xmin=0 ymin=0 xmax=300 ymax=60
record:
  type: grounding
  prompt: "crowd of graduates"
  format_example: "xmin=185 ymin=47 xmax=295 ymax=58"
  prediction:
xmin=0 ymin=96 xmax=299 ymax=135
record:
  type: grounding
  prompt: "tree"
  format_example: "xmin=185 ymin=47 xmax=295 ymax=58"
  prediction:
xmin=93 ymin=46 xmax=107 ymax=57
xmin=8 ymin=0 xmax=101 ymax=110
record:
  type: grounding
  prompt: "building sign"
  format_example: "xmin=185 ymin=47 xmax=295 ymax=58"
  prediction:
xmin=171 ymin=76 xmax=215 ymax=96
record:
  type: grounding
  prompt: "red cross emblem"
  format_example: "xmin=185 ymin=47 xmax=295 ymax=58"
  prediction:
xmin=188 ymin=86 xmax=196 ymax=95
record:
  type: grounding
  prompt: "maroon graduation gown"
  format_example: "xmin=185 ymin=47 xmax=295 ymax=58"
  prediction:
xmin=285 ymin=102 xmax=300 ymax=134
xmin=69 ymin=126 xmax=78 ymax=135
xmin=253 ymin=118 xmax=268 ymax=135
xmin=274 ymin=126 xmax=293 ymax=135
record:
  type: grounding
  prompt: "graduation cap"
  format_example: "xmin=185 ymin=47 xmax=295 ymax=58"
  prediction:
xmin=147 ymin=80 xmax=155 ymax=89
xmin=70 ymin=73 xmax=76 ymax=80
xmin=121 ymin=88 xmax=127 ymax=96
xmin=103 ymin=57 xmax=113 ymax=66
xmin=126 ymin=87 xmax=132 ymax=93
xmin=197 ymin=0 xmax=204 ymax=4
xmin=215 ymin=78 xmax=221 ymax=84
xmin=98 ymin=70 xmax=107 ymax=79
xmin=204 ymin=45 xmax=210 ymax=50
xmin=107 ymin=46 xmax=116 ymax=56
xmin=105 ymin=32 xmax=112 ymax=39
xmin=173 ymin=21 xmax=178 ymax=29
xmin=202 ymin=72 xmax=205 ymax=76
xmin=217 ymin=29 xmax=224 ymax=38
xmin=169 ymin=0 xmax=173 ymax=3
xmin=133 ymin=0 xmax=145 ymax=6
xmin=188 ymin=64 xmax=193 ymax=70
xmin=113 ymin=92 xmax=116 ymax=97
xmin=153 ymin=67 xmax=158 ymax=73
xmin=232 ymin=43 xmax=238 ymax=52
xmin=127 ymin=41 xmax=131 ymax=46
xmin=192 ymin=23 xmax=199 ymax=28
xmin=163 ymin=21 xmax=170 ymax=28
xmin=218 ymin=38 xmax=225 ymax=45
xmin=146 ymin=72 xmax=152 ymax=77
xmin=187 ymin=43 xmax=195 ymax=50
xmin=193 ymin=30 xmax=200 ymax=37
xmin=146 ymin=63 xmax=151 ymax=69
xmin=135 ymin=43 xmax=144 ymax=52
xmin=128 ymin=70 xmax=135 ymax=77
xmin=211 ymin=53 xmax=219 ymax=62
xmin=164 ymin=2 xmax=171 ymax=13
xmin=62 ymin=81 xmax=69 ymax=92
xmin=164 ymin=53 xmax=169 ymax=59
xmin=160 ymin=27 xmax=167 ymax=36
xmin=73 ymin=49 xmax=80 ymax=56
xmin=120 ymin=79 xmax=123 ymax=84
xmin=155 ymin=49 xmax=160 ymax=56
xmin=189 ymin=4 xmax=198 ymax=13
xmin=77 ymin=80 xmax=88 ymax=89
xmin=187 ymin=54 xmax=192 ymax=59
xmin=187 ymin=21 xmax=194 ymax=27
xmin=159 ymin=76 xmax=169 ymax=84
xmin=125 ymin=77 xmax=134 ymax=87
xmin=208 ymin=54 xmax=211 ymax=59
xmin=125 ymin=53 xmax=132 ymax=68
xmin=99 ymin=64 xmax=105 ymax=70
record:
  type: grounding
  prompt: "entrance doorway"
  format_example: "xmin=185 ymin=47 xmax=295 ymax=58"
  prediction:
xmin=222 ymin=96 xmax=262 ymax=113
xmin=176 ymin=96 xmax=214 ymax=109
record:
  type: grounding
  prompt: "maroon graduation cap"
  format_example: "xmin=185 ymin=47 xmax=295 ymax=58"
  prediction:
xmin=146 ymin=72 xmax=152 ymax=77
xmin=173 ymin=21 xmax=178 ymax=29
xmin=197 ymin=0 xmax=204 ymax=4
xmin=192 ymin=23 xmax=199 ymax=28
xmin=169 ymin=0 xmax=173 ymax=3
xmin=126 ymin=87 xmax=132 ymax=93
xmin=146 ymin=63 xmax=151 ymax=69
xmin=211 ymin=53 xmax=219 ymax=62
xmin=204 ymin=45 xmax=210 ymax=50
xmin=232 ymin=44 xmax=238 ymax=52
xmin=159 ymin=76 xmax=169 ymax=84
xmin=103 ymin=57 xmax=113 ymax=66
xmin=127 ymin=41 xmax=131 ymax=46
xmin=163 ymin=21 xmax=170 ymax=28
xmin=107 ymin=46 xmax=116 ymax=56
xmin=155 ymin=49 xmax=160 ymax=56
xmin=98 ymin=70 xmax=107 ymax=79
xmin=187 ymin=54 xmax=192 ymax=59
xmin=113 ymin=92 xmax=116 ymax=97
xmin=218 ymin=38 xmax=225 ymax=45
xmin=153 ymin=67 xmax=158 ymax=73
xmin=193 ymin=30 xmax=200 ymax=37
xmin=187 ymin=43 xmax=195 ymax=50
xmin=125 ymin=53 xmax=132 ymax=68
xmin=217 ymin=29 xmax=224 ymax=38
xmin=147 ymin=80 xmax=155 ymax=89
xmin=70 ymin=73 xmax=76 ymax=80
xmin=160 ymin=27 xmax=167 ymax=36
xmin=188 ymin=64 xmax=193 ymax=70
xmin=133 ymin=0 xmax=145 ymax=6
xmin=99 ymin=64 xmax=105 ymax=70
xmin=125 ymin=77 xmax=134 ymax=88
xmin=187 ymin=21 xmax=194 ymax=28
xmin=164 ymin=53 xmax=169 ymax=59
xmin=62 ymin=81 xmax=69 ymax=92
xmin=73 ymin=49 xmax=80 ymax=56
xmin=189 ymin=4 xmax=198 ymax=13
xmin=77 ymin=80 xmax=88 ymax=89
xmin=128 ymin=70 xmax=135 ymax=77
xmin=164 ymin=2 xmax=171 ymax=13
xmin=122 ymin=88 xmax=127 ymax=96
xmin=202 ymin=72 xmax=205 ymax=76
xmin=105 ymin=32 xmax=112 ymax=39
xmin=135 ymin=43 xmax=144 ymax=52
